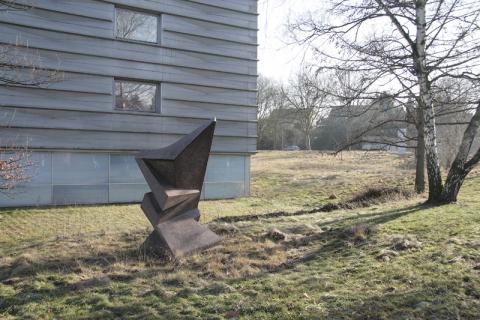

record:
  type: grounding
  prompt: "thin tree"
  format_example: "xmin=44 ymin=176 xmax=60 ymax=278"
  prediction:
xmin=257 ymin=75 xmax=281 ymax=147
xmin=0 ymin=0 xmax=26 ymax=10
xmin=0 ymin=0 xmax=58 ymax=194
xmin=283 ymin=68 xmax=330 ymax=150
xmin=1 ymin=1 xmax=58 ymax=86
xmin=289 ymin=0 xmax=480 ymax=203
xmin=0 ymin=147 xmax=34 ymax=195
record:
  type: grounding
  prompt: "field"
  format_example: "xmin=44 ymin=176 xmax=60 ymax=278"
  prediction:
xmin=1 ymin=151 xmax=480 ymax=319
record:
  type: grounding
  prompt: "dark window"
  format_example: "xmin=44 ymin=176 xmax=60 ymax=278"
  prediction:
xmin=115 ymin=8 xmax=158 ymax=43
xmin=115 ymin=80 xmax=157 ymax=112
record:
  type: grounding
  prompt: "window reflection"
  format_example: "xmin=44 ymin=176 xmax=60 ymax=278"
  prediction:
xmin=115 ymin=80 xmax=157 ymax=112
xmin=116 ymin=8 xmax=157 ymax=43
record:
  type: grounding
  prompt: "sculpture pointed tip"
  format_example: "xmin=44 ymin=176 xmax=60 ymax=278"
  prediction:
xmin=212 ymin=117 xmax=217 ymax=123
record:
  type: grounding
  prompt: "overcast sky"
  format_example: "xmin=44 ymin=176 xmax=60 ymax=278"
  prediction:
xmin=258 ymin=0 xmax=322 ymax=83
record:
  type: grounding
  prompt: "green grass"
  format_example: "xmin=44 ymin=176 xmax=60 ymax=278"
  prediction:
xmin=1 ymin=151 xmax=479 ymax=319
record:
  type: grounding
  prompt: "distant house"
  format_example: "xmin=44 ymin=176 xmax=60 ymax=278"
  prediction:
xmin=360 ymin=128 xmax=409 ymax=154
xmin=0 ymin=0 xmax=257 ymax=206
xmin=350 ymin=97 xmax=408 ymax=153
xmin=317 ymin=96 xmax=408 ymax=153
xmin=435 ymin=107 xmax=480 ymax=167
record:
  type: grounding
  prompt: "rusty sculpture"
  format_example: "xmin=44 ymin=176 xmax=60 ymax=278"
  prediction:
xmin=136 ymin=120 xmax=221 ymax=257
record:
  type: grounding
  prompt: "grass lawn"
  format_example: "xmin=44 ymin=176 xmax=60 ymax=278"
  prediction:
xmin=1 ymin=151 xmax=479 ymax=319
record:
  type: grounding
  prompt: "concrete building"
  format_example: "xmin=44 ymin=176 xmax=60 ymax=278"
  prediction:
xmin=0 ymin=0 xmax=258 ymax=206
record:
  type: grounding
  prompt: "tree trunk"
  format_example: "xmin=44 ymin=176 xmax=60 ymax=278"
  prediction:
xmin=415 ymin=120 xmax=426 ymax=194
xmin=273 ymin=121 xmax=279 ymax=150
xmin=440 ymin=103 xmax=480 ymax=203
xmin=415 ymin=0 xmax=443 ymax=203
xmin=422 ymin=102 xmax=443 ymax=202
xmin=414 ymin=106 xmax=426 ymax=193
xmin=439 ymin=169 xmax=468 ymax=203
xmin=305 ymin=131 xmax=312 ymax=150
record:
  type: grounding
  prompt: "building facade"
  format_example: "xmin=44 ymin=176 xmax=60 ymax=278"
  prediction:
xmin=0 ymin=0 xmax=258 ymax=206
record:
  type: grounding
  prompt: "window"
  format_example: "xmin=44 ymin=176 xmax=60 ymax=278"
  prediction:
xmin=115 ymin=80 xmax=157 ymax=112
xmin=115 ymin=8 xmax=158 ymax=43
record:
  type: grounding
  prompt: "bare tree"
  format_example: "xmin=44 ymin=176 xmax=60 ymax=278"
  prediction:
xmin=0 ymin=0 xmax=28 ymax=10
xmin=116 ymin=9 xmax=157 ymax=41
xmin=258 ymin=76 xmax=281 ymax=144
xmin=0 ymin=147 xmax=34 ymax=195
xmin=0 ymin=0 xmax=56 ymax=195
xmin=257 ymin=75 xmax=290 ymax=149
xmin=283 ymin=68 xmax=330 ymax=150
xmin=290 ymin=0 xmax=480 ymax=203
xmin=0 ymin=44 xmax=58 ymax=87
xmin=1 ymin=1 xmax=58 ymax=87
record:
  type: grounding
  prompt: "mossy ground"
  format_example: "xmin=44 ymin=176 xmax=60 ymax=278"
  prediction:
xmin=1 ymin=151 xmax=479 ymax=319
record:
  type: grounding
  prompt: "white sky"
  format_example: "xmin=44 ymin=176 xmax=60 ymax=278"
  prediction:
xmin=258 ymin=0 xmax=322 ymax=83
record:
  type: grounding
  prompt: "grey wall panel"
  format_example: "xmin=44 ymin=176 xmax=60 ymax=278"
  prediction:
xmin=19 ymin=0 xmax=257 ymax=29
xmin=204 ymin=154 xmax=249 ymax=199
xmin=109 ymin=184 xmax=149 ymax=203
xmin=0 ymin=107 xmax=256 ymax=138
xmin=162 ymin=135 xmax=257 ymax=154
xmin=187 ymin=0 xmax=257 ymax=14
xmin=0 ymin=7 xmax=114 ymax=38
xmin=204 ymin=182 xmax=245 ymax=199
xmin=101 ymin=0 xmax=258 ymax=29
xmin=0 ymin=83 xmax=256 ymax=119
xmin=244 ymin=155 xmax=251 ymax=196
xmin=162 ymin=14 xmax=257 ymax=44
xmin=52 ymin=152 xmax=109 ymax=185
xmin=0 ymin=69 xmax=113 ymax=95
xmin=162 ymin=83 xmax=257 ymax=106
xmin=162 ymin=30 xmax=257 ymax=60
xmin=45 ymin=73 xmax=113 ymax=95
xmin=0 ymin=151 xmax=251 ymax=206
xmin=16 ymin=0 xmax=115 ymax=21
xmin=0 ymin=23 xmax=257 ymax=76
xmin=0 ymin=185 xmax=52 ymax=207
xmin=110 ymin=154 xmax=146 ymax=184
xmin=0 ymin=97 xmax=257 ymax=124
xmin=0 ymin=86 xmax=257 ymax=123
xmin=8 ymin=47 xmax=256 ymax=92
xmin=0 ymin=86 xmax=114 ymax=112
xmin=206 ymin=155 xmax=245 ymax=182
xmin=0 ymin=91 xmax=258 ymax=123
xmin=53 ymin=185 xmax=109 ymax=205
xmin=28 ymin=152 xmax=52 ymax=185
xmin=161 ymin=100 xmax=257 ymax=122
xmin=0 ymin=128 xmax=257 ymax=153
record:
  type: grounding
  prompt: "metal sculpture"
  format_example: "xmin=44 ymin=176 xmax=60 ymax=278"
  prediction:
xmin=136 ymin=120 xmax=221 ymax=257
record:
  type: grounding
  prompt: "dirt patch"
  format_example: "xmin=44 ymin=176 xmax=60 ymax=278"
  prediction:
xmin=389 ymin=235 xmax=423 ymax=251
xmin=348 ymin=187 xmax=414 ymax=208
xmin=344 ymin=224 xmax=379 ymax=243
xmin=264 ymin=229 xmax=287 ymax=241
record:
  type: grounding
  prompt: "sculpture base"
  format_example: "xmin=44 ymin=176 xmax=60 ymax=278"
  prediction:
xmin=141 ymin=218 xmax=222 ymax=258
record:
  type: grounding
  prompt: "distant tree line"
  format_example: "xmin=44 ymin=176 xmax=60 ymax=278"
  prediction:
xmin=258 ymin=73 xmax=477 ymax=157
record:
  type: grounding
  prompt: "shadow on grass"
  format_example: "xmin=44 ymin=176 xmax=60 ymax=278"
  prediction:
xmin=0 ymin=203 xmax=426 ymax=317
xmin=318 ymin=288 xmax=477 ymax=320
xmin=213 ymin=189 xmax=420 ymax=224
xmin=0 ymin=245 xmax=173 ymax=311
xmin=263 ymin=203 xmax=426 ymax=273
